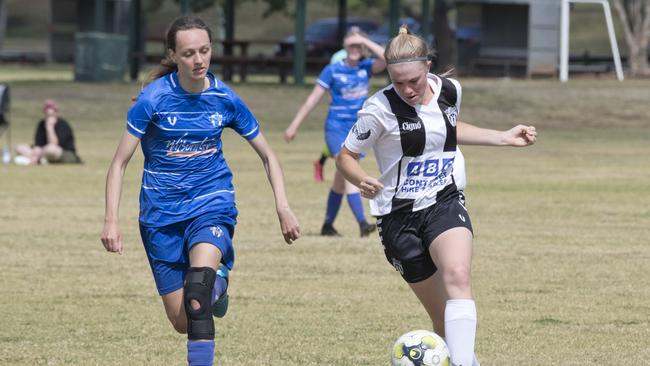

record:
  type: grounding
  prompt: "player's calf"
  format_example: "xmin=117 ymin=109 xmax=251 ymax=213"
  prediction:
xmin=212 ymin=265 xmax=229 ymax=318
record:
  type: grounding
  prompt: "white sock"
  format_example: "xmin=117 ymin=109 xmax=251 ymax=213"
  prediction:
xmin=443 ymin=342 xmax=480 ymax=366
xmin=444 ymin=299 xmax=477 ymax=366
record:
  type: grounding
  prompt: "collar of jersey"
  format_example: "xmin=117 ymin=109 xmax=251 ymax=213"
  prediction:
xmin=338 ymin=58 xmax=368 ymax=69
xmin=388 ymin=73 xmax=441 ymax=108
xmin=170 ymin=71 xmax=217 ymax=95
xmin=425 ymin=73 xmax=442 ymax=106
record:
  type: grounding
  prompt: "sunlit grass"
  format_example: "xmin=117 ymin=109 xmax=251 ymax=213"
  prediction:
xmin=1 ymin=72 xmax=648 ymax=365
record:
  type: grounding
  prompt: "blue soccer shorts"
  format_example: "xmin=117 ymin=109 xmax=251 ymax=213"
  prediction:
xmin=325 ymin=119 xmax=365 ymax=158
xmin=139 ymin=207 xmax=237 ymax=296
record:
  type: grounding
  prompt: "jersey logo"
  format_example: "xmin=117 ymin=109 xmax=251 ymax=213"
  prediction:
xmin=210 ymin=226 xmax=224 ymax=238
xmin=334 ymin=73 xmax=348 ymax=83
xmin=444 ymin=106 xmax=458 ymax=127
xmin=358 ymin=69 xmax=367 ymax=78
xmin=167 ymin=116 xmax=178 ymax=126
xmin=401 ymin=121 xmax=422 ymax=131
xmin=210 ymin=112 xmax=223 ymax=127
xmin=165 ymin=133 xmax=218 ymax=157
xmin=352 ymin=124 xmax=371 ymax=140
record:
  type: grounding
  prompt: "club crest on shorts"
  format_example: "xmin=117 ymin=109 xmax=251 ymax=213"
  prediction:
xmin=444 ymin=106 xmax=458 ymax=127
xmin=210 ymin=226 xmax=224 ymax=238
xmin=352 ymin=124 xmax=371 ymax=140
xmin=392 ymin=258 xmax=404 ymax=275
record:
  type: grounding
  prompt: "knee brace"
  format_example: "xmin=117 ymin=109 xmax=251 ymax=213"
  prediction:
xmin=184 ymin=267 xmax=217 ymax=340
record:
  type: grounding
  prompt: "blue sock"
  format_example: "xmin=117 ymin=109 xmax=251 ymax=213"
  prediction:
xmin=324 ymin=190 xmax=343 ymax=224
xmin=187 ymin=340 xmax=214 ymax=366
xmin=211 ymin=276 xmax=227 ymax=304
xmin=347 ymin=193 xmax=366 ymax=224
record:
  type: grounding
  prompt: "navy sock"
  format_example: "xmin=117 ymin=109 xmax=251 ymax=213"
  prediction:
xmin=211 ymin=276 xmax=227 ymax=304
xmin=187 ymin=340 xmax=214 ymax=366
xmin=347 ymin=193 xmax=366 ymax=224
xmin=324 ymin=190 xmax=343 ymax=224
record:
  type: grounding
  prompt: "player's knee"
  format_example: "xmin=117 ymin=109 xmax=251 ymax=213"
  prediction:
xmin=442 ymin=264 xmax=471 ymax=291
xmin=42 ymin=144 xmax=61 ymax=158
xmin=183 ymin=267 xmax=216 ymax=340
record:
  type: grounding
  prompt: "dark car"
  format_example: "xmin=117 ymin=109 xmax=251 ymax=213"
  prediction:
xmin=368 ymin=17 xmax=481 ymax=47
xmin=367 ymin=17 xmax=423 ymax=46
xmin=275 ymin=17 xmax=379 ymax=58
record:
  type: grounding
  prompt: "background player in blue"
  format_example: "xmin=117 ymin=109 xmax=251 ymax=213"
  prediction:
xmin=284 ymin=28 xmax=386 ymax=237
xmin=100 ymin=16 xmax=300 ymax=366
xmin=337 ymin=26 xmax=536 ymax=366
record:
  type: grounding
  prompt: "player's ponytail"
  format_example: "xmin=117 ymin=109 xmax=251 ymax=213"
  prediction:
xmin=384 ymin=25 xmax=433 ymax=66
xmin=383 ymin=25 xmax=456 ymax=76
xmin=141 ymin=15 xmax=213 ymax=90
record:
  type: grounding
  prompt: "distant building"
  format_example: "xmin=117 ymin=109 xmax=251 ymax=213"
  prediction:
xmin=456 ymin=0 xmax=561 ymax=77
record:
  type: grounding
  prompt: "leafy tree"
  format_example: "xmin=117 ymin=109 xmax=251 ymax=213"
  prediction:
xmin=144 ymin=0 xmax=290 ymax=17
xmin=173 ymin=0 xmax=218 ymax=13
xmin=612 ymin=0 xmax=650 ymax=76
xmin=143 ymin=0 xmax=165 ymax=13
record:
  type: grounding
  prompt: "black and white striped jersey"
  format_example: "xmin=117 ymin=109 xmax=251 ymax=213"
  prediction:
xmin=344 ymin=73 xmax=462 ymax=216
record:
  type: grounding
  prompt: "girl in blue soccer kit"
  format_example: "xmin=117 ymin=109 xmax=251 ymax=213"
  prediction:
xmin=284 ymin=28 xmax=386 ymax=237
xmin=101 ymin=16 xmax=300 ymax=366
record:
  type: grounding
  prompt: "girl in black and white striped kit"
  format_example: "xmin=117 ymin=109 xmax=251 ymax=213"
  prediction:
xmin=336 ymin=25 xmax=537 ymax=366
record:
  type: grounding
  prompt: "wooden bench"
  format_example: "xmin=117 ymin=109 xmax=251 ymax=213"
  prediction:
xmin=0 ymin=50 xmax=47 ymax=64
xmin=568 ymin=63 xmax=611 ymax=74
xmin=467 ymin=46 xmax=528 ymax=77
xmin=144 ymin=38 xmax=329 ymax=83
xmin=212 ymin=55 xmax=328 ymax=83
xmin=469 ymin=57 xmax=527 ymax=77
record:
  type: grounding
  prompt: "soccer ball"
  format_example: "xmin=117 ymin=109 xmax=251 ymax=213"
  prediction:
xmin=391 ymin=330 xmax=450 ymax=366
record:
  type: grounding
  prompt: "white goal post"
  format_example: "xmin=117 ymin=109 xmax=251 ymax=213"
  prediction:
xmin=560 ymin=0 xmax=625 ymax=82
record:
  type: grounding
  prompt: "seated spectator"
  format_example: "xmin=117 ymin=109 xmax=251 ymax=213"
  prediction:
xmin=15 ymin=99 xmax=81 ymax=165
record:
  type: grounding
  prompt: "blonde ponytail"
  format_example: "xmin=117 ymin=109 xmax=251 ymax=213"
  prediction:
xmin=384 ymin=25 xmax=433 ymax=65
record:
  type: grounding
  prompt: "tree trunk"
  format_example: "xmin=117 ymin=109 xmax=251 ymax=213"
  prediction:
xmin=433 ymin=0 xmax=457 ymax=73
xmin=612 ymin=0 xmax=650 ymax=76
xmin=0 ymin=0 xmax=8 ymax=51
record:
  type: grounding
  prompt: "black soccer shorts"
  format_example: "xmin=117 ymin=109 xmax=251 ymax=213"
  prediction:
xmin=377 ymin=192 xmax=473 ymax=283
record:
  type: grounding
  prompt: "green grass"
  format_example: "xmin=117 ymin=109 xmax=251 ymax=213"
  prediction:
xmin=0 ymin=68 xmax=649 ymax=365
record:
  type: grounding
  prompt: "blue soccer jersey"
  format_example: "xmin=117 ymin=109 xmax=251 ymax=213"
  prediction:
xmin=317 ymin=58 xmax=375 ymax=125
xmin=127 ymin=71 xmax=260 ymax=227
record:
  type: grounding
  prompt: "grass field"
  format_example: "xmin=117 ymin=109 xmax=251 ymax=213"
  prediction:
xmin=0 ymin=68 xmax=649 ymax=365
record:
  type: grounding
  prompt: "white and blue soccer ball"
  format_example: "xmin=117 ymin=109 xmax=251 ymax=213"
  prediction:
xmin=391 ymin=330 xmax=450 ymax=366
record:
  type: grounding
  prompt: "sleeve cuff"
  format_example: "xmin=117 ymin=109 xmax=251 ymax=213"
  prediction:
xmin=241 ymin=125 xmax=260 ymax=140
xmin=126 ymin=121 xmax=145 ymax=138
xmin=316 ymin=79 xmax=330 ymax=89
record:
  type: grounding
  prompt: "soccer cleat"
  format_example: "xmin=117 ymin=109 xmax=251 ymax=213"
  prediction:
xmin=360 ymin=222 xmax=377 ymax=237
xmin=313 ymin=159 xmax=324 ymax=183
xmin=320 ymin=223 xmax=341 ymax=236
xmin=212 ymin=266 xmax=229 ymax=318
